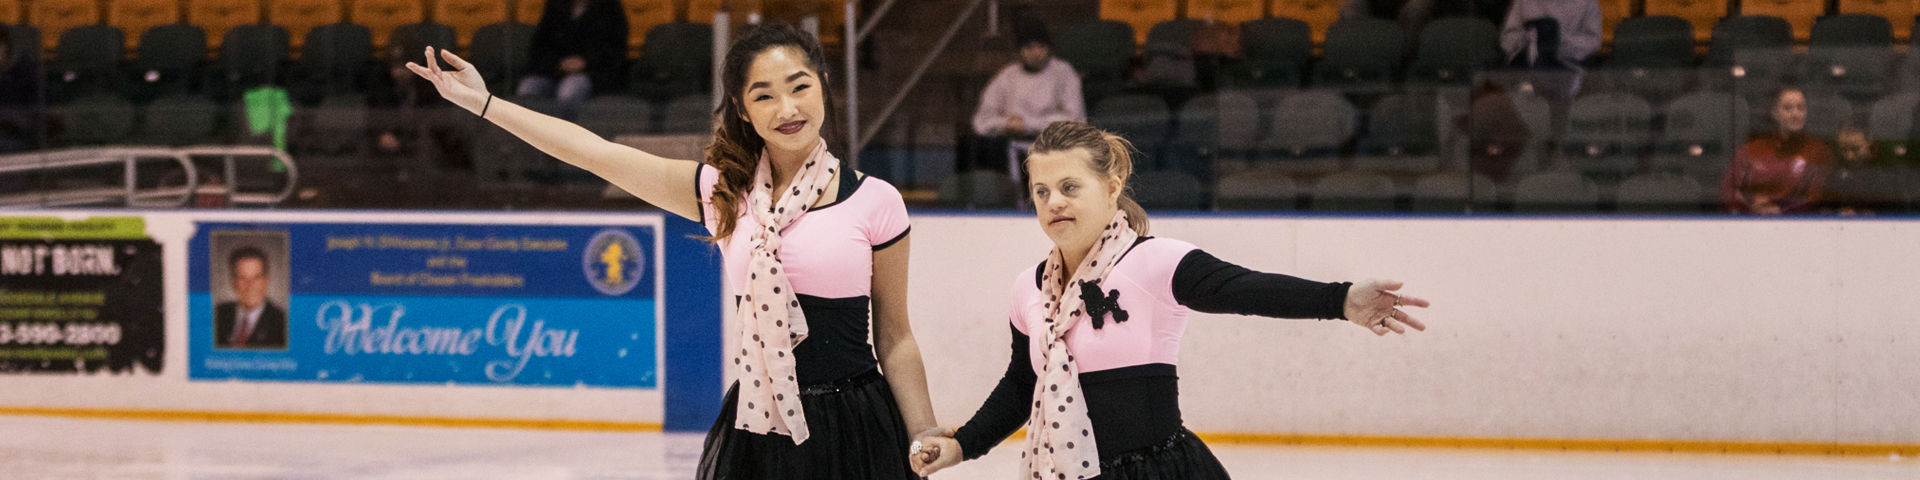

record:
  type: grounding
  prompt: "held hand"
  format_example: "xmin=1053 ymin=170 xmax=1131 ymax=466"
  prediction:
xmin=911 ymin=435 xmax=964 ymax=476
xmin=404 ymin=47 xmax=491 ymax=115
xmin=909 ymin=427 xmax=960 ymax=476
xmin=1344 ymin=279 xmax=1429 ymax=336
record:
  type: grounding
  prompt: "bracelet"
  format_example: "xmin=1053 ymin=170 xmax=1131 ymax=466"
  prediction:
xmin=479 ymin=93 xmax=494 ymax=118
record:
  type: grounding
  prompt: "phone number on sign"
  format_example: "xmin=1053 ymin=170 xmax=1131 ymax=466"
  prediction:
xmin=0 ymin=322 xmax=122 ymax=345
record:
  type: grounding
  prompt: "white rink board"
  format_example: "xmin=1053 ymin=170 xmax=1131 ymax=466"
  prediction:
xmin=906 ymin=214 xmax=1920 ymax=445
xmin=3 ymin=211 xmax=1917 ymax=444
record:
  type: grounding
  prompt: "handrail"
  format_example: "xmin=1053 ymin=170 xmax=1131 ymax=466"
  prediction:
xmin=180 ymin=145 xmax=300 ymax=206
xmin=852 ymin=0 xmax=988 ymax=155
xmin=0 ymin=145 xmax=297 ymax=209
xmin=0 ymin=147 xmax=198 ymax=209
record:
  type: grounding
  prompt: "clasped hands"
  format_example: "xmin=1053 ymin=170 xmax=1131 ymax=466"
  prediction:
xmin=909 ymin=427 xmax=963 ymax=477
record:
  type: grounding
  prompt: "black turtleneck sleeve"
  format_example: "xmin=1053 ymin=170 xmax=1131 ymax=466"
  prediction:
xmin=1171 ymin=249 xmax=1351 ymax=320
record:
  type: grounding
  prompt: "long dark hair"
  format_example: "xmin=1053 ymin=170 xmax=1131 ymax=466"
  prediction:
xmin=702 ymin=21 xmax=843 ymax=242
xmin=1027 ymin=121 xmax=1150 ymax=235
xmin=1750 ymin=86 xmax=1809 ymax=157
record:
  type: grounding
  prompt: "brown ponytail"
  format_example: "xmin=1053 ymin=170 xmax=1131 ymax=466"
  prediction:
xmin=1029 ymin=121 xmax=1151 ymax=235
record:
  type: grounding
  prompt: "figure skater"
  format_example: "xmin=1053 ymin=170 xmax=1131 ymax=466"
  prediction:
xmin=910 ymin=121 xmax=1429 ymax=479
xmin=406 ymin=21 xmax=940 ymax=479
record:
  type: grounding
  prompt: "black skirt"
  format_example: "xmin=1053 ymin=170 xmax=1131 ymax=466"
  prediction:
xmin=1089 ymin=429 xmax=1231 ymax=480
xmin=697 ymin=368 xmax=922 ymax=480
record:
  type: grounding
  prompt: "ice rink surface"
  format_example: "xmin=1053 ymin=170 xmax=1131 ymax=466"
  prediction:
xmin=3 ymin=415 xmax=1916 ymax=479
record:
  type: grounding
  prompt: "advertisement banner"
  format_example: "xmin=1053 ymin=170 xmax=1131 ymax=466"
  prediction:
xmin=188 ymin=221 xmax=659 ymax=388
xmin=0 ymin=216 xmax=164 ymax=374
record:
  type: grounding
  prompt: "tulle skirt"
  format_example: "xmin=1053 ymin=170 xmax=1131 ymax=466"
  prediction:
xmin=697 ymin=368 xmax=922 ymax=480
xmin=1089 ymin=429 xmax=1231 ymax=480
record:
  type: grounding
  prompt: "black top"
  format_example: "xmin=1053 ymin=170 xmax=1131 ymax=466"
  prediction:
xmin=953 ymin=242 xmax=1351 ymax=460
xmin=730 ymin=167 xmax=888 ymax=387
xmin=529 ymin=0 xmax=629 ymax=79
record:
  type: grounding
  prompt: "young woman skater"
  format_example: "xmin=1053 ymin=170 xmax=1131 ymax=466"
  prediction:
xmin=406 ymin=22 xmax=939 ymax=479
xmin=909 ymin=122 xmax=1430 ymax=480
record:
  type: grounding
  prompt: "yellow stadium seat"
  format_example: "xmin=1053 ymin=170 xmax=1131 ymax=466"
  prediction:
xmin=1597 ymin=0 xmax=1631 ymax=42
xmin=189 ymin=0 xmax=262 ymax=48
xmin=110 ymin=0 xmax=182 ymax=49
xmin=1187 ymin=0 xmax=1264 ymax=24
xmin=1102 ymin=0 xmax=1177 ymax=45
xmin=1741 ymin=0 xmax=1823 ymax=40
xmin=756 ymin=0 xmax=842 ymax=46
xmin=1841 ymin=0 xmax=1912 ymax=40
xmin=271 ymin=0 xmax=343 ymax=49
xmin=30 ymin=0 xmax=102 ymax=48
xmin=1271 ymin=0 xmax=1341 ymax=43
xmin=1646 ymin=0 xmax=1728 ymax=42
xmin=686 ymin=0 xmax=724 ymax=23
xmin=622 ymin=0 xmax=673 ymax=50
xmin=0 ymin=0 xmax=18 ymax=25
xmin=435 ymin=0 xmax=508 ymax=46
xmin=350 ymin=0 xmax=423 ymax=48
xmin=515 ymin=0 xmax=543 ymax=24
xmin=686 ymin=0 xmax=758 ymax=34
xmin=817 ymin=0 xmax=846 ymax=47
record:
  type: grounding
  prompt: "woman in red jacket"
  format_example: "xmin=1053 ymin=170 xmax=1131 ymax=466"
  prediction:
xmin=1721 ymin=86 xmax=1832 ymax=215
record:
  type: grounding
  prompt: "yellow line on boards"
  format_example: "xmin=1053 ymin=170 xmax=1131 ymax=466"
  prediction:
xmin=0 ymin=406 xmax=661 ymax=432
xmin=1191 ymin=431 xmax=1920 ymax=456
xmin=6 ymin=407 xmax=1915 ymax=457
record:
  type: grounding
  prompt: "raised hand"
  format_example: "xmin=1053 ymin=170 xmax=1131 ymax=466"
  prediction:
xmin=404 ymin=47 xmax=491 ymax=116
xmin=1344 ymin=279 xmax=1429 ymax=336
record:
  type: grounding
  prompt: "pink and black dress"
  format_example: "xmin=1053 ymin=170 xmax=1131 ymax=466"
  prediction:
xmin=952 ymin=237 xmax=1352 ymax=480
xmin=691 ymin=162 xmax=920 ymax=480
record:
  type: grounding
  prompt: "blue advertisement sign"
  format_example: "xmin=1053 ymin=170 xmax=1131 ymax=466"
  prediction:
xmin=187 ymin=221 xmax=658 ymax=388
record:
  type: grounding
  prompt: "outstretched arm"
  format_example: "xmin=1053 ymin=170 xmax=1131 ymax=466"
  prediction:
xmin=1172 ymin=250 xmax=1428 ymax=335
xmin=407 ymin=47 xmax=703 ymax=221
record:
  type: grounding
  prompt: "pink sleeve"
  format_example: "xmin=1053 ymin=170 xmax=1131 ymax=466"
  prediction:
xmin=696 ymin=164 xmax=720 ymax=235
xmin=1009 ymin=266 xmax=1036 ymax=337
xmin=864 ymin=178 xmax=911 ymax=250
xmin=1134 ymin=238 xmax=1198 ymax=307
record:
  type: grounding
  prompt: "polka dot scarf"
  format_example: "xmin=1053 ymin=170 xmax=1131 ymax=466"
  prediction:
xmin=731 ymin=142 xmax=837 ymax=444
xmin=1026 ymin=210 xmax=1137 ymax=480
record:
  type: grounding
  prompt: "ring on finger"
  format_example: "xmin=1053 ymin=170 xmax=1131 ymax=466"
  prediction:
xmin=910 ymin=441 xmax=924 ymax=455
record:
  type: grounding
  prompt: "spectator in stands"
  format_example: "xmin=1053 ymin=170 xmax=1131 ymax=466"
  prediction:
xmin=964 ymin=17 xmax=1083 ymax=173
xmin=370 ymin=46 xmax=470 ymax=178
xmin=519 ymin=0 xmax=628 ymax=109
xmin=1821 ymin=125 xmax=1898 ymax=215
xmin=1500 ymin=0 xmax=1601 ymax=74
xmin=0 ymin=31 xmax=39 ymax=153
xmin=1722 ymin=87 xmax=1830 ymax=215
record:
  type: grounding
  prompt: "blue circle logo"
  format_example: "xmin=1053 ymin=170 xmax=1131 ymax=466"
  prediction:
xmin=583 ymin=229 xmax=645 ymax=296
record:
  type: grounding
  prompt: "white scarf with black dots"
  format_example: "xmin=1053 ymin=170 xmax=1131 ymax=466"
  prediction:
xmin=731 ymin=142 xmax=837 ymax=444
xmin=1026 ymin=210 xmax=1137 ymax=480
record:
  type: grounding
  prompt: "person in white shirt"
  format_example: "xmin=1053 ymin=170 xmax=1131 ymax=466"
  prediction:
xmin=214 ymin=247 xmax=287 ymax=349
xmin=963 ymin=17 xmax=1085 ymax=173
xmin=1500 ymin=0 xmax=1601 ymax=74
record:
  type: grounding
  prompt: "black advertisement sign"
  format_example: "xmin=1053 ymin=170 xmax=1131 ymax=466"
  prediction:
xmin=0 ymin=217 xmax=163 ymax=374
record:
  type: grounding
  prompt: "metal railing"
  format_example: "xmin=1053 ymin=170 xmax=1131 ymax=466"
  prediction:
xmin=0 ymin=146 xmax=297 ymax=209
